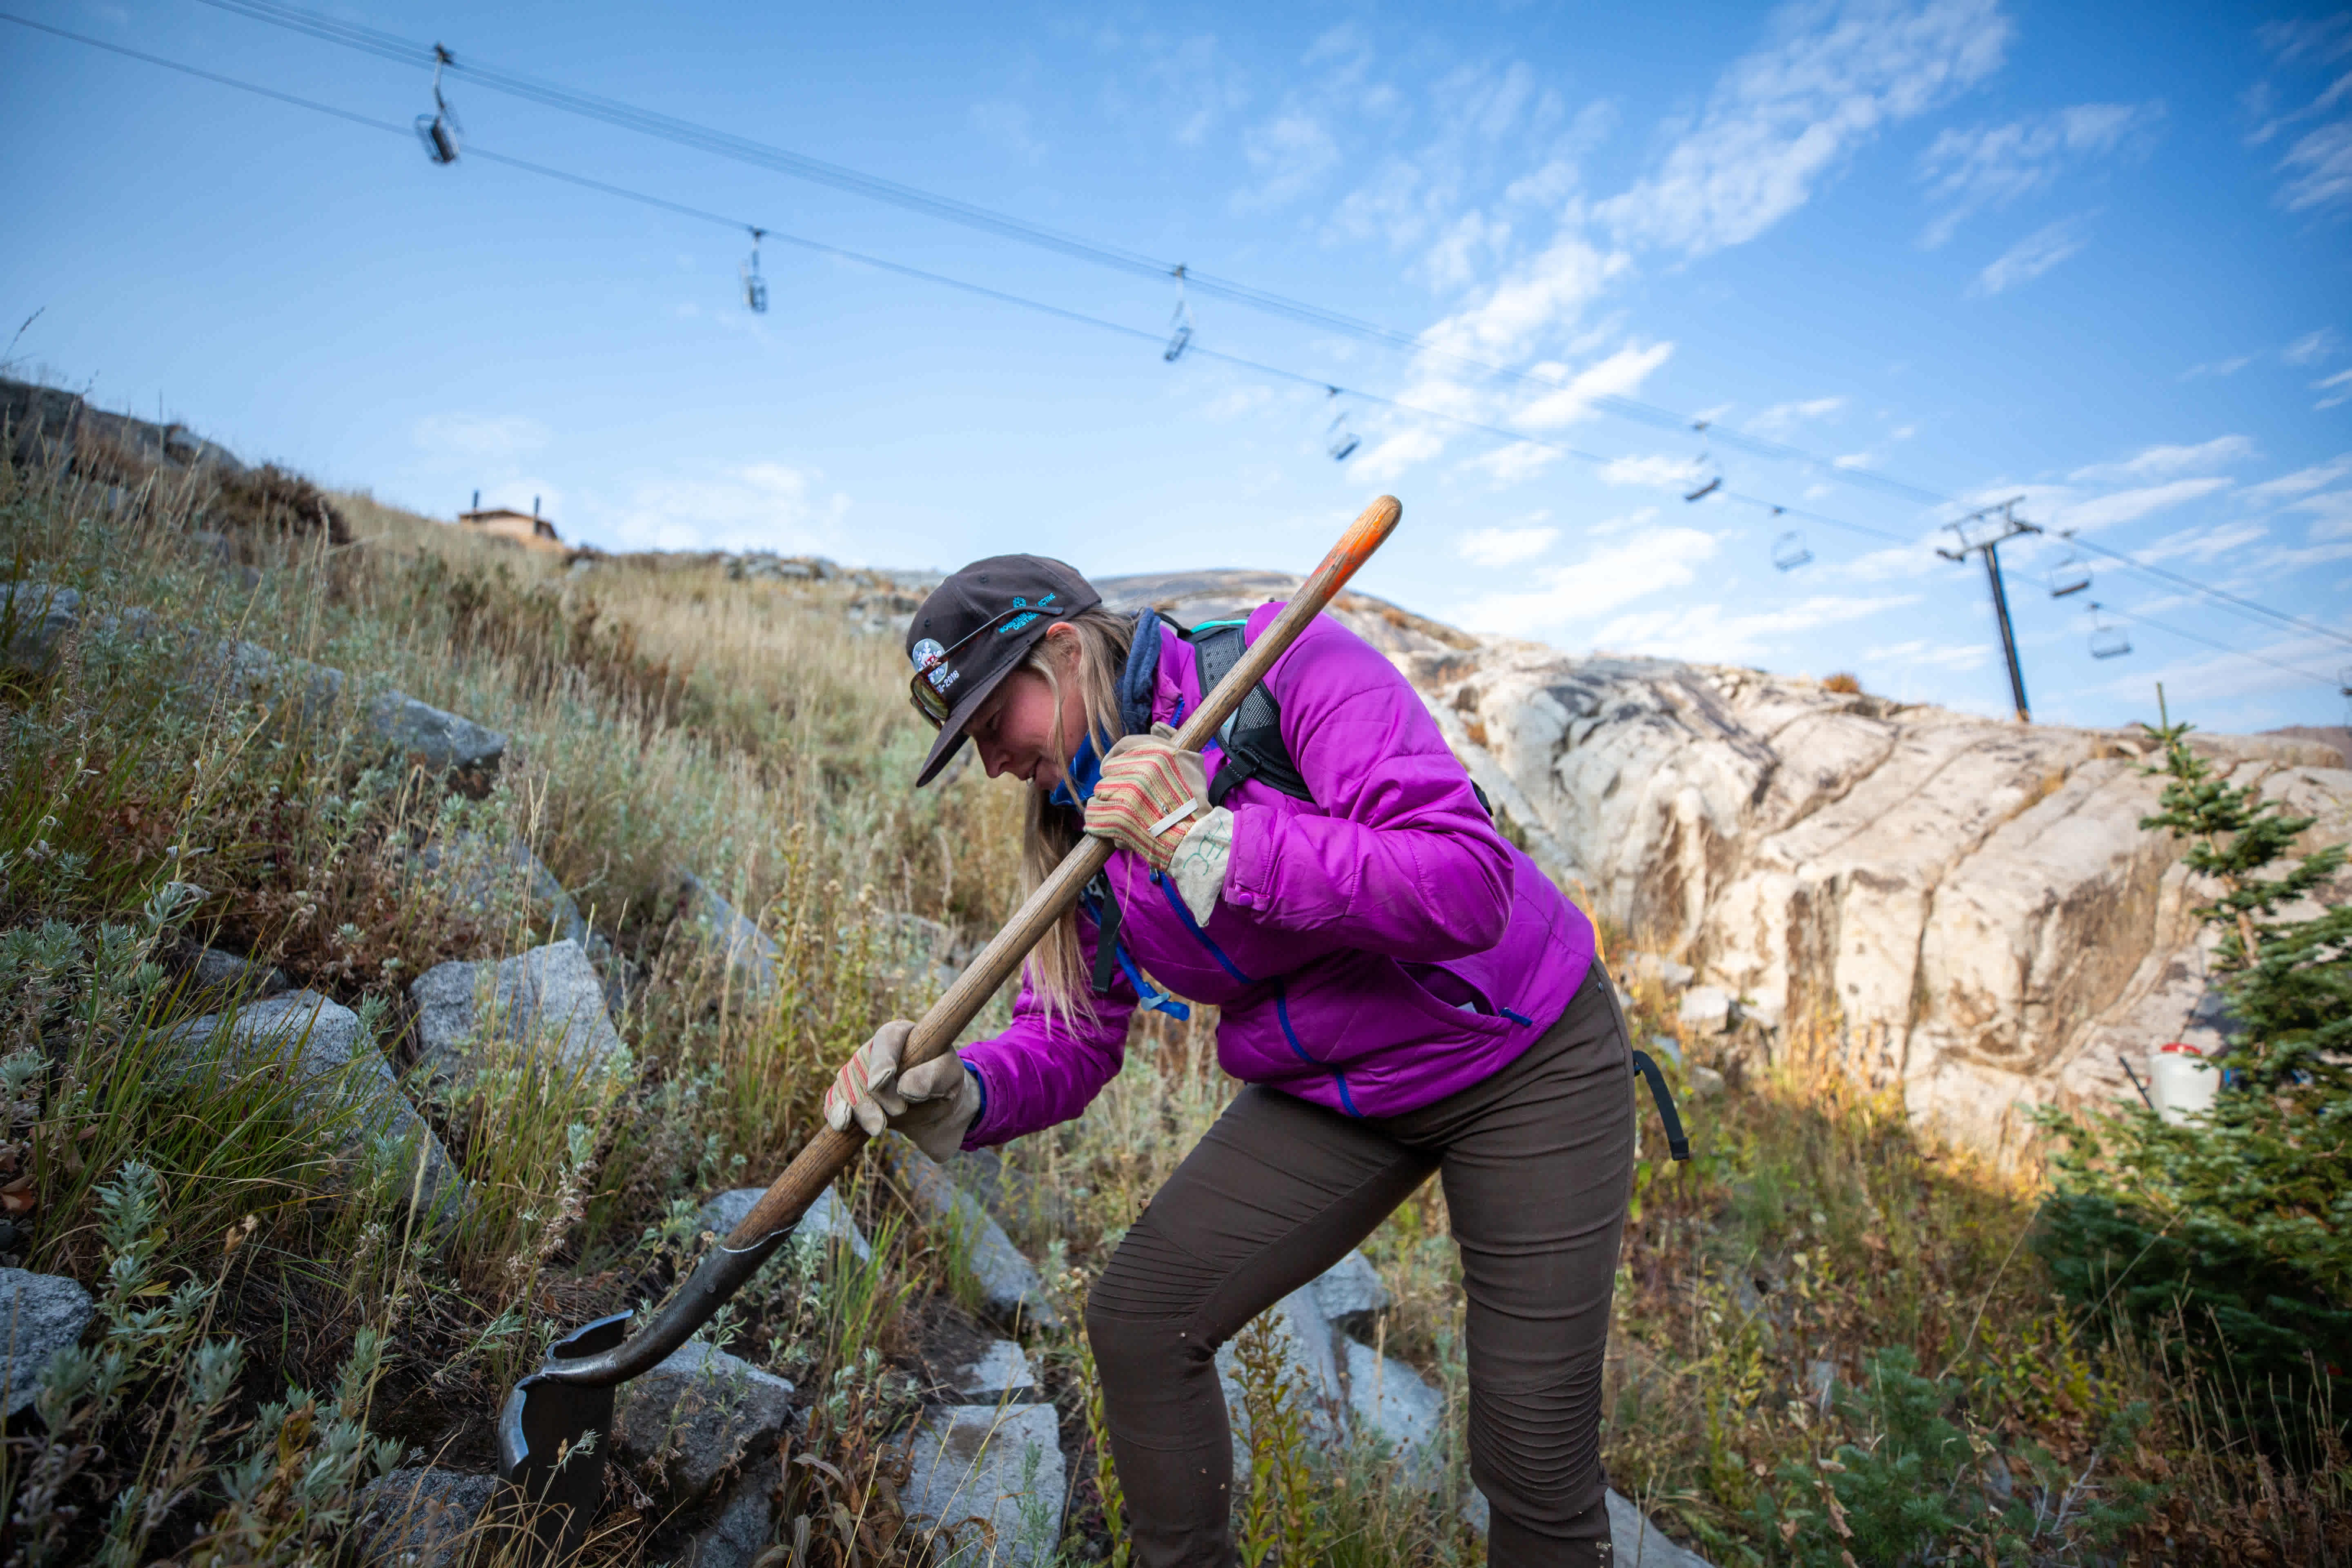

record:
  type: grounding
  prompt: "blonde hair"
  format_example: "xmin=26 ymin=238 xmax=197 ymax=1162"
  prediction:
xmin=1014 ymin=607 xmax=1136 ymax=1029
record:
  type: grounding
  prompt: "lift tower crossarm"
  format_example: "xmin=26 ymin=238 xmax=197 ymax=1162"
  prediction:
xmin=1937 ymin=497 xmax=2039 ymax=724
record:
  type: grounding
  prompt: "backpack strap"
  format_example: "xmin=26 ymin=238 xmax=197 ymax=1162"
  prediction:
xmin=1629 ymin=1049 xmax=1691 ymax=1161
xmin=1180 ymin=620 xmax=1314 ymax=807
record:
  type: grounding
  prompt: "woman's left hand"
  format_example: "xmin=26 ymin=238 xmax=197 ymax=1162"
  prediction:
xmin=1085 ymin=726 xmax=1211 ymax=871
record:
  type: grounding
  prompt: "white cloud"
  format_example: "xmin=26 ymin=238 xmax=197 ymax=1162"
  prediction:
xmin=1594 ymin=592 xmax=1920 ymax=662
xmin=1917 ymin=100 xmax=2159 ymax=246
xmin=2298 ymin=489 xmax=2352 ymax=541
xmin=1862 ymin=637 xmax=1991 ymax=671
xmin=1467 ymin=441 xmax=1562 ymax=484
xmin=2317 ymin=367 xmax=2352 ymax=410
xmin=1238 ymin=111 xmax=1341 ymax=210
xmin=2048 ymin=476 xmax=2230 ymax=532
xmin=1455 ymin=525 xmax=1721 ymax=635
xmin=1589 ymin=505 xmax=1662 ymax=537
xmin=1970 ymin=216 xmax=2089 ymax=295
xmin=2176 ymin=354 xmax=2253 ymax=381
xmin=1516 ymin=341 xmax=1675 ymax=428
xmin=413 ymin=412 xmax=551 ymax=460
xmin=2134 ymin=519 xmax=2270 ymax=564
xmin=2280 ymin=117 xmax=2352 ymax=212
xmin=1601 ymin=452 xmax=1708 ymax=490
xmin=2245 ymin=453 xmax=2352 ymax=503
xmin=2284 ymin=328 xmax=2339 ymax=365
xmin=1597 ymin=0 xmax=2011 ymax=255
xmin=1746 ymin=396 xmax=1846 ymax=437
xmin=1354 ymin=423 xmax=1450 ymax=483
xmin=1457 ymin=523 xmax=1561 ymax=567
xmin=1822 ymin=537 xmax=1944 ymax=582
xmin=2068 ymin=434 xmax=2256 ymax=483
xmin=599 ymin=462 xmax=850 ymax=553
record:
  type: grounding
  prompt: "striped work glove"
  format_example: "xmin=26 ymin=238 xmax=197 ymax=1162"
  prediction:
xmin=824 ymin=1020 xmax=982 ymax=1159
xmin=1085 ymin=725 xmax=1212 ymax=871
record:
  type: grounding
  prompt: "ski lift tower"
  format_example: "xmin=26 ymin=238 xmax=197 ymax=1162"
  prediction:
xmin=1937 ymin=497 xmax=2039 ymax=724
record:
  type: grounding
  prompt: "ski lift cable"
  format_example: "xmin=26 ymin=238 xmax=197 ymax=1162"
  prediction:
xmin=2086 ymin=600 xmax=2336 ymax=685
xmin=26 ymin=8 xmax=2336 ymax=685
xmin=0 ymin=10 xmax=1946 ymax=561
xmin=173 ymin=1 xmax=2352 ymax=636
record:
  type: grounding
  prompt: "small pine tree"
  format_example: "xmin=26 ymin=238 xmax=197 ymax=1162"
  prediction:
xmin=2036 ymin=699 xmax=2352 ymax=1457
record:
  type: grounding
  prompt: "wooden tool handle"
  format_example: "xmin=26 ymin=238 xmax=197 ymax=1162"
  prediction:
xmin=721 ymin=493 xmax=1402 ymax=1250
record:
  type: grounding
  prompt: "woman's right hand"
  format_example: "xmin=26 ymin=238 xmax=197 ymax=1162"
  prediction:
xmin=824 ymin=1020 xmax=982 ymax=1159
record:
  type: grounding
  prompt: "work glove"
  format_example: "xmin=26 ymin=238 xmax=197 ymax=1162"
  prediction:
xmin=823 ymin=1020 xmax=984 ymax=1161
xmin=1085 ymin=725 xmax=1212 ymax=872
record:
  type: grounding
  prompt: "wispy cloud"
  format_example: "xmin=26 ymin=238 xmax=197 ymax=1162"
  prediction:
xmin=2299 ymin=489 xmax=2352 ymax=540
xmin=2252 ymin=14 xmax=2352 ymax=212
xmin=1454 ymin=525 xmax=1721 ymax=635
xmin=1598 ymin=0 xmax=2010 ymax=255
xmin=1917 ymin=100 xmax=2160 ymax=246
xmin=2316 ymin=367 xmax=2352 ymax=410
xmin=601 ymin=462 xmax=850 ymax=553
xmin=1745 ymin=396 xmax=1846 ymax=438
xmin=1970 ymin=216 xmax=2089 ymax=294
xmin=2069 ymin=434 xmax=2256 ymax=483
xmin=2245 ymin=453 xmax=2352 ymax=503
xmin=2049 ymin=476 xmax=2230 ymax=532
xmin=1457 ymin=521 xmax=1560 ymax=567
xmin=2284 ymin=327 xmax=2339 ymax=364
xmin=1601 ymin=452 xmax=1708 ymax=490
xmin=413 ymin=412 xmax=551 ymax=460
xmin=2176 ymin=354 xmax=2254 ymax=381
xmin=1862 ymin=637 xmax=1991 ymax=671
xmin=1594 ymin=592 xmax=1920 ymax=662
xmin=2134 ymin=518 xmax=2270 ymax=564
xmin=1515 ymin=341 xmax=1674 ymax=428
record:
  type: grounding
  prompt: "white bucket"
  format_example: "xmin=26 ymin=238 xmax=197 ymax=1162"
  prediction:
xmin=2151 ymin=1042 xmax=2218 ymax=1124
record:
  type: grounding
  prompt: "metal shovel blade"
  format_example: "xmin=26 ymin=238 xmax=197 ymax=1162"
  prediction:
xmin=497 ymin=1310 xmax=634 ymax=1561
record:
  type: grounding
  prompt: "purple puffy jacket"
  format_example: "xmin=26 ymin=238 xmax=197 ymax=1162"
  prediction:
xmin=958 ymin=601 xmax=1597 ymax=1147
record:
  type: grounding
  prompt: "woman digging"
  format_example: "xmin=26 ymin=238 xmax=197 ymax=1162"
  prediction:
xmin=824 ymin=555 xmax=1638 ymax=1568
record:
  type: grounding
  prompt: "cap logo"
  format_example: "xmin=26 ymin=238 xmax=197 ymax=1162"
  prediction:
xmin=910 ymin=638 xmax=945 ymax=672
xmin=997 ymin=590 xmax=1056 ymax=636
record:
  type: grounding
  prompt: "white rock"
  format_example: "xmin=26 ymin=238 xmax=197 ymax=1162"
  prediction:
xmin=1310 ymin=1249 xmax=1391 ymax=1337
xmin=1215 ymin=1283 xmax=1344 ymax=1458
xmin=682 ymin=871 xmax=782 ymax=1001
xmin=1462 ymin=1486 xmax=1716 ymax=1567
xmin=0 ymin=1268 xmax=94 ymax=1418
xmin=352 ymin=1467 xmax=499 ymax=1568
xmin=680 ymin=1477 xmax=777 ymax=1567
xmin=1676 ymin=987 xmax=1732 ymax=1036
xmin=409 ymin=940 xmax=626 ymax=1085
xmin=958 ymin=1340 xmax=1039 ymax=1399
xmin=167 ymin=991 xmax=461 ymax=1213
xmin=612 ymin=1340 xmax=795 ymax=1502
xmin=880 ymin=1141 xmax=1060 ymax=1331
xmin=900 ymin=1403 xmax=1065 ymax=1568
xmin=1629 ymin=952 xmax=1695 ymax=990
xmin=696 ymin=1184 xmax=871 ymax=1265
xmin=1686 ymin=1065 xmax=1726 ymax=1099
xmin=1340 ymin=1339 xmax=1442 ymax=1480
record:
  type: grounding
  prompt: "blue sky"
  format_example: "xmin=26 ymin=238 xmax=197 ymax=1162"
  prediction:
xmin=4 ymin=0 xmax=2349 ymax=732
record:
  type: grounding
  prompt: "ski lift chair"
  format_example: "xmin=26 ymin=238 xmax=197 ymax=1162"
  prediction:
xmin=416 ymin=44 xmax=460 ymax=165
xmin=2088 ymin=604 xmax=2132 ymax=659
xmin=1323 ymin=388 xmax=1359 ymax=461
xmin=2048 ymin=547 xmax=2090 ymax=598
xmin=741 ymin=228 xmax=768 ymax=314
xmin=1771 ymin=530 xmax=1813 ymax=571
xmin=1164 ymin=265 xmax=1193 ymax=363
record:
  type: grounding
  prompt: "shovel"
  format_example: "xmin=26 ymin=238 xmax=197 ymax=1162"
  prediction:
xmin=495 ymin=494 xmax=1403 ymax=1559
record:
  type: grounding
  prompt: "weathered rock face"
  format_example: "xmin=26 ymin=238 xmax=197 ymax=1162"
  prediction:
xmin=409 ymin=940 xmax=627 ymax=1085
xmin=167 ymin=990 xmax=462 ymax=1212
xmin=352 ymin=1467 xmax=498 ymax=1568
xmin=878 ymin=1140 xmax=1061 ymax=1331
xmin=612 ymin=1340 xmax=795 ymax=1502
xmin=1097 ymin=571 xmax=2352 ymax=1156
xmin=0 ymin=1268 xmax=95 ymax=1418
xmin=898 ymin=1403 xmax=1065 ymax=1568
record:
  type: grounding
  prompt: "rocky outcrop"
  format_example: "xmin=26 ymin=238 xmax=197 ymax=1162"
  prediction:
xmin=0 ymin=1269 xmax=94 ymax=1418
xmin=898 ymin=1403 xmax=1066 ymax=1568
xmin=879 ymin=1140 xmax=1060 ymax=1331
xmin=1098 ymin=570 xmax=2352 ymax=1156
xmin=0 ymin=580 xmax=506 ymax=774
xmin=352 ymin=1467 xmax=498 ymax=1568
xmin=409 ymin=940 xmax=628 ymax=1085
xmin=679 ymin=871 xmax=782 ymax=1003
xmin=695 ymin=1184 xmax=872 ymax=1265
xmin=612 ymin=1340 xmax=795 ymax=1501
xmin=167 ymin=991 xmax=462 ymax=1213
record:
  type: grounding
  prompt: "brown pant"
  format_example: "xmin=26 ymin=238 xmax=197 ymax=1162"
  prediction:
xmin=1085 ymin=964 xmax=1635 ymax=1568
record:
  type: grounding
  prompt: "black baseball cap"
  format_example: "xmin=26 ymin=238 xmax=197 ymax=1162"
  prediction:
xmin=906 ymin=554 xmax=1102 ymax=786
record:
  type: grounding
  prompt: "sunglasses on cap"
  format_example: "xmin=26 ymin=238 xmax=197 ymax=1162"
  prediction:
xmin=906 ymin=604 xmax=1050 ymax=728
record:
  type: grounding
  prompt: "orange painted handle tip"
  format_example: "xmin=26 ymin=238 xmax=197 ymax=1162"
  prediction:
xmin=1326 ymin=495 xmax=1402 ymax=577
